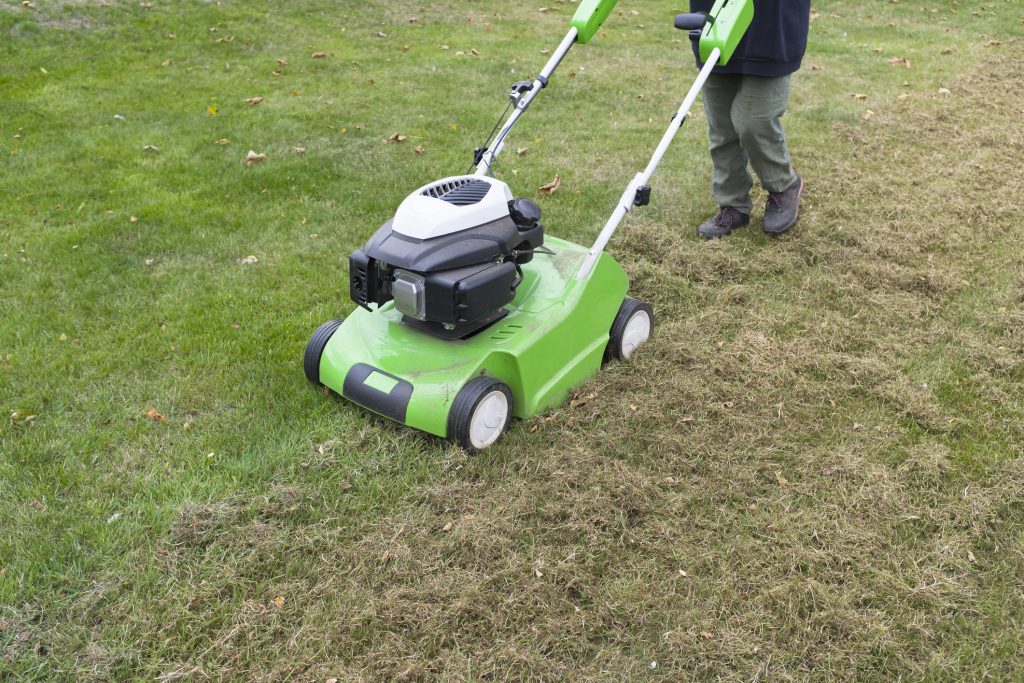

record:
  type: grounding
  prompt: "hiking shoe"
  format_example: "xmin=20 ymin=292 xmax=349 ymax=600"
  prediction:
xmin=763 ymin=176 xmax=804 ymax=235
xmin=697 ymin=207 xmax=750 ymax=239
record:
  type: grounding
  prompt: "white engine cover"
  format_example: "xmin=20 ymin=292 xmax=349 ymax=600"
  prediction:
xmin=392 ymin=175 xmax=514 ymax=240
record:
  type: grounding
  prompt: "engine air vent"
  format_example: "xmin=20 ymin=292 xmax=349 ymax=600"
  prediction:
xmin=422 ymin=178 xmax=492 ymax=206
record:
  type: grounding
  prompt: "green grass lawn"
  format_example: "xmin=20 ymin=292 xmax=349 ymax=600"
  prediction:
xmin=2 ymin=0 xmax=1023 ymax=680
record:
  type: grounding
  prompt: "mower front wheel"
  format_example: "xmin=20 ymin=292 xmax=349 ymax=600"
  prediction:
xmin=448 ymin=377 xmax=513 ymax=452
xmin=606 ymin=298 xmax=654 ymax=362
xmin=304 ymin=319 xmax=344 ymax=385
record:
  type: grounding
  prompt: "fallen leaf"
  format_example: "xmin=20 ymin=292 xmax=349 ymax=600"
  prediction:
xmin=387 ymin=133 xmax=408 ymax=143
xmin=862 ymin=110 xmax=875 ymax=121
xmin=272 ymin=596 xmax=285 ymax=608
xmin=144 ymin=406 xmax=166 ymax=422
xmin=215 ymin=138 xmax=229 ymax=145
xmin=538 ymin=174 xmax=561 ymax=195
xmin=142 ymin=144 xmax=160 ymax=153
xmin=312 ymin=51 xmax=328 ymax=59
xmin=937 ymin=87 xmax=951 ymax=96
xmin=569 ymin=392 xmax=596 ymax=409
xmin=238 ymin=255 xmax=259 ymax=264
xmin=442 ymin=522 xmax=454 ymax=532
xmin=516 ymin=146 xmax=528 ymax=156
xmin=968 ymin=551 xmax=977 ymax=563
xmin=28 ymin=499 xmax=46 ymax=512
xmin=10 ymin=410 xmax=37 ymax=425
xmin=207 ymin=105 xmax=218 ymax=116
xmin=292 ymin=146 xmax=306 ymax=154
xmin=701 ymin=631 xmax=714 ymax=640
xmin=130 ymin=215 xmax=138 ymax=223
xmin=887 ymin=56 xmax=911 ymax=68
xmin=775 ymin=471 xmax=789 ymax=486
xmin=245 ymin=150 xmax=266 ymax=166
xmin=414 ymin=145 xmax=425 ymax=155
xmin=246 ymin=96 xmax=264 ymax=105
xmin=276 ymin=58 xmax=288 ymax=66
xmin=852 ymin=93 xmax=867 ymax=100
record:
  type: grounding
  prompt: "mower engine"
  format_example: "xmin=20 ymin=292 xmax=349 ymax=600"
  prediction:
xmin=349 ymin=176 xmax=545 ymax=338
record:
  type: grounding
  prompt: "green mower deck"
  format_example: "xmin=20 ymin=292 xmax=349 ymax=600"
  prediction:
xmin=315 ymin=237 xmax=629 ymax=439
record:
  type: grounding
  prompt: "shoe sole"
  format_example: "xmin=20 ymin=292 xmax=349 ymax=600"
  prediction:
xmin=763 ymin=177 xmax=805 ymax=236
xmin=697 ymin=220 xmax=750 ymax=239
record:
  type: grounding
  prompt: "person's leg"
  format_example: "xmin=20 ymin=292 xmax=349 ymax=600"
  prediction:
xmin=732 ymin=74 xmax=804 ymax=234
xmin=703 ymin=73 xmax=753 ymax=213
xmin=732 ymin=74 xmax=798 ymax=194
xmin=697 ymin=73 xmax=752 ymax=238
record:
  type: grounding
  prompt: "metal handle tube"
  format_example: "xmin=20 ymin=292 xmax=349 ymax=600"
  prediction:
xmin=576 ymin=47 xmax=721 ymax=280
xmin=476 ymin=27 xmax=579 ymax=176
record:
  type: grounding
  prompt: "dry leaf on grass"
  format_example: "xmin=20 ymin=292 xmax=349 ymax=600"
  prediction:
xmin=414 ymin=145 xmax=425 ymax=155
xmin=887 ymin=56 xmax=912 ymax=68
xmin=246 ymin=96 xmax=264 ymax=105
xmin=238 ymin=255 xmax=258 ymax=264
xmin=538 ymin=174 xmax=561 ymax=195
xmin=245 ymin=150 xmax=266 ymax=166
xmin=516 ymin=146 xmax=528 ymax=156
xmin=312 ymin=51 xmax=328 ymax=59
xmin=387 ymin=133 xmax=408 ymax=143
xmin=144 ymin=407 xmax=166 ymax=422
xmin=214 ymin=138 xmax=229 ymax=145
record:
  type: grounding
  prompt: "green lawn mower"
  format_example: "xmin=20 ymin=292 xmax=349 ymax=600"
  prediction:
xmin=305 ymin=0 xmax=753 ymax=451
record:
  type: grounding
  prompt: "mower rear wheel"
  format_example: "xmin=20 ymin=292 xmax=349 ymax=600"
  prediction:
xmin=448 ymin=377 xmax=513 ymax=452
xmin=607 ymin=298 xmax=654 ymax=361
xmin=304 ymin=319 xmax=344 ymax=385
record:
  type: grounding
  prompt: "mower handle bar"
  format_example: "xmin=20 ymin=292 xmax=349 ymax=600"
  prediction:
xmin=576 ymin=48 xmax=722 ymax=280
xmin=474 ymin=27 xmax=578 ymax=176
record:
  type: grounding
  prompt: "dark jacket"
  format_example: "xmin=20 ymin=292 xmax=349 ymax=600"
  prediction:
xmin=690 ymin=0 xmax=811 ymax=77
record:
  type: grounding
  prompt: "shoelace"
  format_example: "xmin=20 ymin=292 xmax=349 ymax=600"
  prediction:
xmin=767 ymin=192 xmax=785 ymax=209
xmin=716 ymin=208 xmax=740 ymax=226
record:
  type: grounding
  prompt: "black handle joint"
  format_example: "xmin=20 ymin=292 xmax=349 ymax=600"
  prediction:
xmin=509 ymin=80 xmax=534 ymax=101
xmin=633 ymin=185 xmax=652 ymax=207
xmin=473 ymin=147 xmax=487 ymax=166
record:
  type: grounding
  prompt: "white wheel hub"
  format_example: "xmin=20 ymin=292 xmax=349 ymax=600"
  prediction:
xmin=469 ymin=390 xmax=509 ymax=450
xmin=620 ymin=310 xmax=652 ymax=359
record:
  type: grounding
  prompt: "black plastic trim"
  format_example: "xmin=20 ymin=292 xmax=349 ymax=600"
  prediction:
xmin=343 ymin=364 xmax=414 ymax=424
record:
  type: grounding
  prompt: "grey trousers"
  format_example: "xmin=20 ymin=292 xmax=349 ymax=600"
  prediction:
xmin=701 ymin=73 xmax=798 ymax=214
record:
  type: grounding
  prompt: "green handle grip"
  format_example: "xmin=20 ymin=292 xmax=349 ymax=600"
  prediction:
xmin=571 ymin=0 xmax=620 ymax=44
xmin=700 ymin=0 xmax=755 ymax=65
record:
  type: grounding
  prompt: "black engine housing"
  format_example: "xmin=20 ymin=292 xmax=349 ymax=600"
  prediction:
xmin=349 ymin=198 xmax=544 ymax=335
